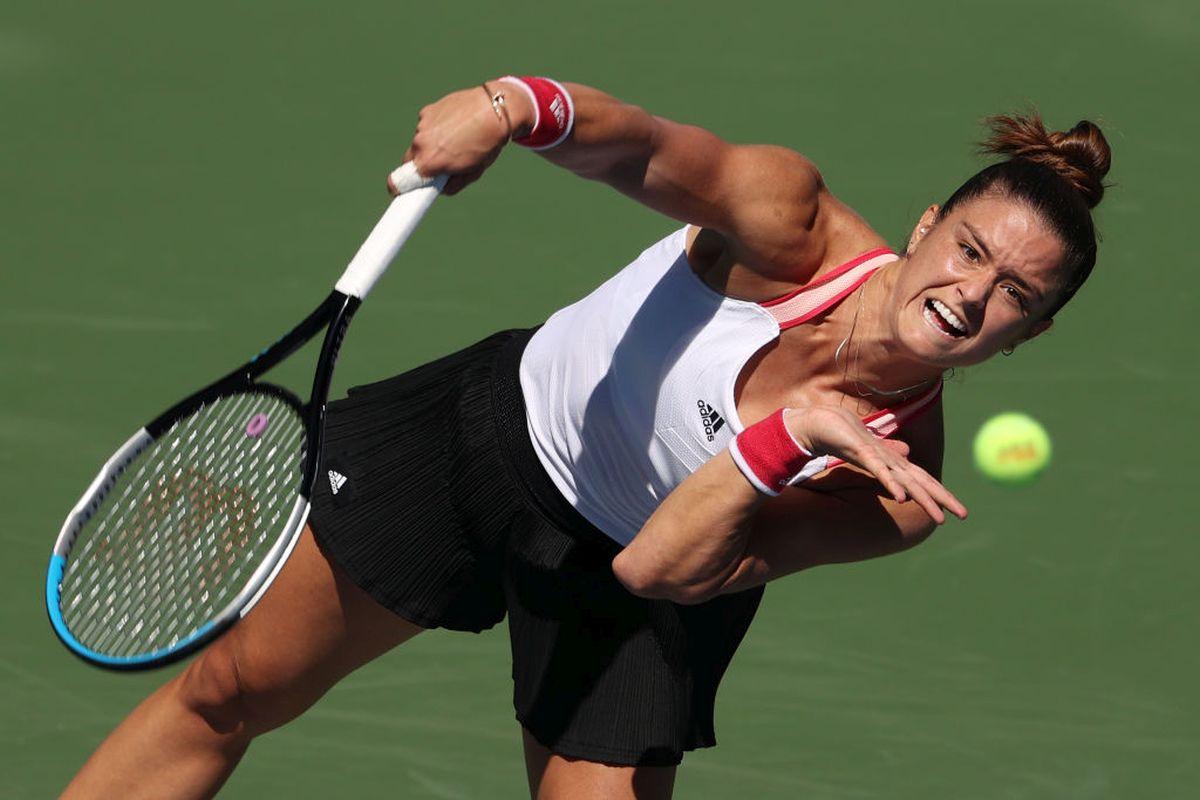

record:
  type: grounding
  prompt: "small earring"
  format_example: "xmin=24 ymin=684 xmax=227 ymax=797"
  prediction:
xmin=1001 ymin=346 xmax=1015 ymax=356
xmin=920 ymin=226 xmax=928 ymax=234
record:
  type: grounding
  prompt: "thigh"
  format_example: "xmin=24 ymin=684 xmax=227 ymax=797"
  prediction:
xmin=187 ymin=523 xmax=423 ymax=723
xmin=522 ymin=729 xmax=676 ymax=800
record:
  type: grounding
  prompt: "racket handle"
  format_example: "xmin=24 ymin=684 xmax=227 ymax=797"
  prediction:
xmin=334 ymin=163 xmax=448 ymax=299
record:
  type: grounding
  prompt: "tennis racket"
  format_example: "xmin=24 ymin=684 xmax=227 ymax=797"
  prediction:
xmin=46 ymin=162 xmax=447 ymax=670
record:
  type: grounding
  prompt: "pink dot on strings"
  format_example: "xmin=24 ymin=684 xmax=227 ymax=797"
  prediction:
xmin=245 ymin=413 xmax=269 ymax=438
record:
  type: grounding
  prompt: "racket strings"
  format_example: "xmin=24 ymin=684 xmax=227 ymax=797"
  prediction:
xmin=60 ymin=392 xmax=305 ymax=658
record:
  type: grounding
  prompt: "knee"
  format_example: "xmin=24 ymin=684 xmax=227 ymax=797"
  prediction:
xmin=178 ymin=637 xmax=309 ymax=738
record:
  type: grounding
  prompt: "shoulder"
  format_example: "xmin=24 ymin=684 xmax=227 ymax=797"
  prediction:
xmin=698 ymin=147 xmax=892 ymax=291
xmin=717 ymin=146 xmax=824 ymax=252
xmin=723 ymin=145 xmax=825 ymax=203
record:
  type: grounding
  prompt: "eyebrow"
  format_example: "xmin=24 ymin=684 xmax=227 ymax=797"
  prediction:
xmin=1006 ymin=273 xmax=1046 ymax=304
xmin=961 ymin=222 xmax=993 ymax=262
xmin=960 ymin=222 xmax=1046 ymax=304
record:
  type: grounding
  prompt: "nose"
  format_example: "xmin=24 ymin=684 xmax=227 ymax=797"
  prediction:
xmin=955 ymin=272 xmax=992 ymax=329
xmin=956 ymin=271 xmax=992 ymax=308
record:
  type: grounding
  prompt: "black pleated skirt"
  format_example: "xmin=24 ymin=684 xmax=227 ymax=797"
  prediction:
xmin=308 ymin=329 xmax=764 ymax=767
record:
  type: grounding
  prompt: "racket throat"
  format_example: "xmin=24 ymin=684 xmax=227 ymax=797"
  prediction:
xmin=299 ymin=293 xmax=360 ymax=495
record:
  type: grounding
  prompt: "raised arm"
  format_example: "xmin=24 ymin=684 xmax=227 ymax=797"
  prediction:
xmin=405 ymin=78 xmax=824 ymax=277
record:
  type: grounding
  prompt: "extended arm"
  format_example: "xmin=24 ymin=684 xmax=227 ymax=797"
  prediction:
xmin=405 ymin=78 xmax=824 ymax=276
xmin=612 ymin=404 xmax=966 ymax=605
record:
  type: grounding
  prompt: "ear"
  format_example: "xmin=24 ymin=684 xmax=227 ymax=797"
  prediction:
xmin=906 ymin=204 xmax=941 ymax=255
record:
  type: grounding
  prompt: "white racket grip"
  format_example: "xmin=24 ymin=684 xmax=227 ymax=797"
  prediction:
xmin=333 ymin=163 xmax=448 ymax=299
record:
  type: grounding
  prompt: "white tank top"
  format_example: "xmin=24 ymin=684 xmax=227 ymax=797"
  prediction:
xmin=519 ymin=227 xmax=941 ymax=545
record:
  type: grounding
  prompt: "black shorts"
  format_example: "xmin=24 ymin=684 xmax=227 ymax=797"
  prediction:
xmin=308 ymin=329 xmax=764 ymax=767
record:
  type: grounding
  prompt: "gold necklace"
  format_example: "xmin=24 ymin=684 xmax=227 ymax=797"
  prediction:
xmin=834 ymin=273 xmax=935 ymax=399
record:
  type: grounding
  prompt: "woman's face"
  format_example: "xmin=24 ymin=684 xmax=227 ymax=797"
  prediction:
xmin=890 ymin=193 xmax=1064 ymax=368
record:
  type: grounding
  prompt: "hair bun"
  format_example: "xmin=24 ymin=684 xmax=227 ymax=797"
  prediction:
xmin=981 ymin=112 xmax=1111 ymax=209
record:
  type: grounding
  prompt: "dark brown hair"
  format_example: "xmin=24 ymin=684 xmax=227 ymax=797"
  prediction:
xmin=939 ymin=111 xmax=1112 ymax=318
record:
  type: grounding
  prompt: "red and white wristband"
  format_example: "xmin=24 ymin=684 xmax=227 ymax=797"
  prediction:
xmin=498 ymin=75 xmax=575 ymax=150
xmin=728 ymin=409 xmax=828 ymax=496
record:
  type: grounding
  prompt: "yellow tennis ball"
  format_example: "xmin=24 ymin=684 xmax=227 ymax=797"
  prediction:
xmin=972 ymin=412 xmax=1052 ymax=485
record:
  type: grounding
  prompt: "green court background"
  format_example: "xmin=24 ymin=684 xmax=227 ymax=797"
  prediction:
xmin=3 ymin=1 xmax=1196 ymax=797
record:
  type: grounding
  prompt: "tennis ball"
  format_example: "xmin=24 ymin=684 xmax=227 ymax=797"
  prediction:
xmin=972 ymin=412 xmax=1051 ymax=485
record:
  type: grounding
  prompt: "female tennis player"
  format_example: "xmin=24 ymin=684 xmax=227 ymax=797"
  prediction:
xmin=63 ymin=77 xmax=1110 ymax=799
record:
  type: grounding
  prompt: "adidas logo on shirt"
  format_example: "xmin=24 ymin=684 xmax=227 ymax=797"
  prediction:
xmin=696 ymin=400 xmax=726 ymax=442
xmin=328 ymin=469 xmax=348 ymax=495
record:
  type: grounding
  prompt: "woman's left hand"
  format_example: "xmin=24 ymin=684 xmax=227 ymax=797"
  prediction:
xmin=785 ymin=406 xmax=968 ymax=524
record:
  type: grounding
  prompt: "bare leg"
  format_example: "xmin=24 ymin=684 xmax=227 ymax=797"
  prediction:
xmin=62 ymin=526 xmax=423 ymax=799
xmin=521 ymin=728 xmax=677 ymax=800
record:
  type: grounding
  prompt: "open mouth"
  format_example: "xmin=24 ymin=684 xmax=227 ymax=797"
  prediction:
xmin=923 ymin=298 xmax=968 ymax=338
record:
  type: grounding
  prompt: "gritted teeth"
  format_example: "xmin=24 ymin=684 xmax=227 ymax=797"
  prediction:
xmin=932 ymin=299 xmax=967 ymax=333
xmin=926 ymin=298 xmax=968 ymax=337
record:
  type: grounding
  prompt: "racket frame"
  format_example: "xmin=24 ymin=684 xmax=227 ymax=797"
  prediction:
xmin=47 ymin=164 xmax=444 ymax=670
xmin=46 ymin=293 xmax=356 ymax=670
